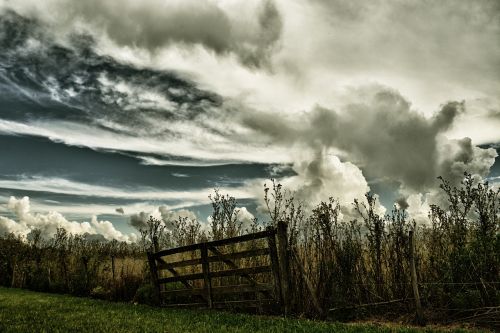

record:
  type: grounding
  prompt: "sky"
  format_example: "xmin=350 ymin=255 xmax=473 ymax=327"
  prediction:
xmin=0 ymin=0 xmax=499 ymax=242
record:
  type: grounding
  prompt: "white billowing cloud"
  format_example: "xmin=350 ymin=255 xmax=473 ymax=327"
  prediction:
xmin=233 ymin=206 xmax=256 ymax=232
xmin=0 ymin=196 xmax=137 ymax=242
xmin=159 ymin=207 xmax=198 ymax=230
xmin=90 ymin=217 xmax=134 ymax=242
xmin=283 ymin=152 xmax=370 ymax=208
xmin=405 ymin=193 xmax=432 ymax=226
xmin=0 ymin=215 xmax=27 ymax=235
xmin=437 ymin=137 xmax=498 ymax=186
xmin=129 ymin=204 xmax=256 ymax=237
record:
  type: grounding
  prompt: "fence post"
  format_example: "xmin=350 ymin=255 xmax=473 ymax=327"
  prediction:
xmin=267 ymin=227 xmax=283 ymax=309
xmin=153 ymin=236 xmax=159 ymax=253
xmin=409 ymin=230 xmax=425 ymax=326
xmin=201 ymin=243 xmax=213 ymax=308
xmin=81 ymin=256 xmax=89 ymax=291
xmin=277 ymin=221 xmax=291 ymax=316
xmin=147 ymin=252 xmax=161 ymax=306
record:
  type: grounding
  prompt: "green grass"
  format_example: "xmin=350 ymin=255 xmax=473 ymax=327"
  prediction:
xmin=0 ymin=287 xmax=486 ymax=333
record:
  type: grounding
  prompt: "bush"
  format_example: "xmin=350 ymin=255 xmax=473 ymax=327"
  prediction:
xmin=133 ymin=284 xmax=158 ymax=305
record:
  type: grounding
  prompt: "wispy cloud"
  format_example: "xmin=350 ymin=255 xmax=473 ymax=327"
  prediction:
xmin=0 ymin=119 xmax=290 ymax=164
xmin=0 ymin=176 xmax=255 ymax=202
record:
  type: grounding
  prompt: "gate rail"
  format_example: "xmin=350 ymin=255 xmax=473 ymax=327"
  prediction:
xmin=147 ymin=223 xmax=290 ymax=312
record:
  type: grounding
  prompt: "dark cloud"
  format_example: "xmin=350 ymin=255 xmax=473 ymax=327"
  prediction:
xmin=437 ymin=137 xmax=497 ymax=186
xmin=82 ymin=233 xmax=107 ymax=242
xmin=2 ymin=0 xmax=283 ymax=69
xmin=432 ymin=101 xmax=465 ymax=131
xmin=0 ymin=10 xmax=221 ymax=134
xmin=395 ymin=197 xmax=409 ymax=210
xmin=241 ymin=86 xmax=496 ymax=192
xmin=238 ymin=0 xmax=283 ymax=68
xmin=71 ymin=1 xmax=232 ymax=54
xmin=128 ymin=206 xmax=198 ymax=233
xmin=129 ymin=211 xmax=150 ymax=231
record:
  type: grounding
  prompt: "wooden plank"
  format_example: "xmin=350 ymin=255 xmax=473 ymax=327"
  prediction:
xmin=206 ymin=229 xmax=275 ymax=248
xmin=200 ymin=243 xmax=213 ymax=308
xmin=155 ymin=257 xmax=208 ymax=303
xmin=154 ymin=230 xmax=275 ymax=259
xmin=158 ymin=265 xmax=272 ymax=284
xmin=208 ymin=246 xmax=273 ymax=298
xmin=158 ymin=248 xmax=270 ymax=270
xmin=161 ymin=284 xmax=274 ymax=297
xmin=409 ymin=230 xmax=425 ymax=326
xmin=146 ymin=252 xmax=160 ymax=306
xmin=154 ymin=243 xmax=200 ymax=258
xmin=156 ymin=258 xmax=195 ymax=289
xmin=277 ymin=221 xmax=291 ymax=316
xmin=209 ymin=246 xmax=259 ymax=282
xmin=267 ymin=229 xmax=283 ymax=308
xmin=209 ymin=246 xmax=257 ymax=285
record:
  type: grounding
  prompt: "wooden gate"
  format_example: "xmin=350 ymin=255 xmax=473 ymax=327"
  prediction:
xmin=147 ymin=224 xmax=289 ymax=312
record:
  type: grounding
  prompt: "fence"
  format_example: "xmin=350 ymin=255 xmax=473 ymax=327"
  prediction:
xmin=147 ymin=222 xmax=292 ymax=313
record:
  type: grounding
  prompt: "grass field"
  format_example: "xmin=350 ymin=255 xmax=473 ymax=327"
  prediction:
xmin=0 ymin=287 xmax=488 ymax=333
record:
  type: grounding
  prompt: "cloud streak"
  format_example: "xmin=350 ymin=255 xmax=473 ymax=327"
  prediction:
xmin=0 ymin=176 xmax=255 ymax=202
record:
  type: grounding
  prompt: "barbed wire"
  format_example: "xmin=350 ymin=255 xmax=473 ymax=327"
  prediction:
xmin=347 ymin=281 xmax=500 ymax=286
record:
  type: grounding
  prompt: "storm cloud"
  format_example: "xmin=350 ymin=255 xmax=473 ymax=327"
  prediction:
xmin=241 ymin=86 xmax=497 ymax=193
xmin=0 ymin=1 xmax=498 ymax=235
xmin=1 ymin=0 xmax=283 ymax=69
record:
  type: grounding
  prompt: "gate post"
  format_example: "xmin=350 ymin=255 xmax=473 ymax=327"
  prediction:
xmin=277 ymin=221 xmax=291 ymax=315
xmin=409 ymin=230 xmax=425 ymax=326
xmin=267 ymin=227 xmax=283 ymax=309
xmin=201 ymin=243 xmax=213 ymax=308
xmin=147 ymin=252 xmax=161 ymax=306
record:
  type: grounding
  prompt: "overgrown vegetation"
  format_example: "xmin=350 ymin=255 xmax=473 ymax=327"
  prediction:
xmin=0 ymin=173 xmax=498 ymax=327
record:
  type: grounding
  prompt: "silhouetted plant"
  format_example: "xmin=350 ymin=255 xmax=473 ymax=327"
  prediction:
xmin=209 ymin=189 xmax=242 ymax=240
xmin=0 ymin=173 xmax=498 ymax=322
